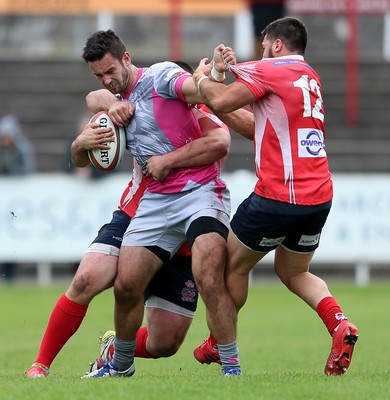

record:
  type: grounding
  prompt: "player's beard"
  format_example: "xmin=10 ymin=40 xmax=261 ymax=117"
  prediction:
xmin=106 ymin=66 xmax=130 ymax=94
xmin=120 ymin=65 xmax=131 ymax=93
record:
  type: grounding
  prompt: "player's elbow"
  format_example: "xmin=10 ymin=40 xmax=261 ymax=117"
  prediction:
xmin=213 ymin=134 xmax=230 ymax=159
xmin=85 ymin=91 xmax=98 ymax=112
xmin=85 ymin=90 xmax=109 ymax=113
xmin=71 ymin=154 xmax=90 ymax=168
xmin=237 ymin=123 xmax=255 ymax=141
xmin=208 ymin=98 xmax=236 ymax=114
xmin=220 ymin=137 xmax=231 ymax=157
xmin=71 ymin=142 xmax=90 ymax=167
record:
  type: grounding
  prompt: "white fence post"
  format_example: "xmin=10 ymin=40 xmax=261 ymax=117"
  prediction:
xmin=355 ymin=262 xmax=370 ymax=287
xmin=37 ymin=262 xmax=52 ymax=287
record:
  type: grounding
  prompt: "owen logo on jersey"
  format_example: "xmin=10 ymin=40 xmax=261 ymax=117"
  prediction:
xmin=297 ymin=129 xmax=327 ymax=158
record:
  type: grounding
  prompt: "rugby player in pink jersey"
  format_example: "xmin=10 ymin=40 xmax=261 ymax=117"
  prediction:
xmin=193 ymin=17 xmax=358 ymax=375
xmin=78 ymin=28 xmax=257 ymax=378
xmin=26 ymin=55 xmax=249 ymax=378
xmin=25 ymin=96 xmax=236 ymax=378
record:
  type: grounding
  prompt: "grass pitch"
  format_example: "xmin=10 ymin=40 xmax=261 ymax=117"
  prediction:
xmin=1 ymin=280 xmax=389 ymax=399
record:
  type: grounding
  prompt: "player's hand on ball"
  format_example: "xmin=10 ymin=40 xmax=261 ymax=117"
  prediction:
xmin=87 ymin=112 xmax=126 ymax=171
xmin=75 ymin=123 xmax=114 ymax=151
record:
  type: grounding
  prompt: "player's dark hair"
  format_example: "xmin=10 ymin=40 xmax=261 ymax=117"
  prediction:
xmin=82 ymin=29 xmax=126 ymax=63
xmin=172 ymin=60 xmax=194 ymax=74
xmin=261 ymin=17 xmax=307 ymax=54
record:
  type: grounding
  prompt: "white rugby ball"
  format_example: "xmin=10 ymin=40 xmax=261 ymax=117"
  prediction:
xmin=87 ymin=111 xmax=126 ymax=171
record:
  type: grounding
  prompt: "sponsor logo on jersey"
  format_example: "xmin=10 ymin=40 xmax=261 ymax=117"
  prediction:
xmin=173 ymin=71 xmax=188 ymax=79
xmin=259 ymin=237 xmax=285 ymax=247
xmin=298 ymin=233 xmax=321 ymax=246
xmin=273 ymin=59 xmax=311 ymax=68
xmin=165 ymin=66 xmax=188 ymax=81
xmin=298 ymin=129 xmax=327 ymax=158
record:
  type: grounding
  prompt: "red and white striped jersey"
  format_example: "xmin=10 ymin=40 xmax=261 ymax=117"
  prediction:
xmin=230 ymin=56 xmax=333 ymax=205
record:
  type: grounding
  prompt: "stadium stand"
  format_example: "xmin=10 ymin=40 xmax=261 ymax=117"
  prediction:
xmin=0 ymin=13 xmax=389 ymax=173
xmin=0 ymin=55 xmax=389 ymax=173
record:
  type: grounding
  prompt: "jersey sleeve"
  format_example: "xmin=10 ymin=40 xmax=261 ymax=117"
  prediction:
xmin=229 ymin=61 xmax=269 ymax=100
xmin=152 ymin=61 xmax=192 ymax=103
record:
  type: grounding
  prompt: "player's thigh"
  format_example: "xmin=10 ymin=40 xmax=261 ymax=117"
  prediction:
xmin=274 ymin=245 xmax=315 ymax=280
xmin=192 ymin=230 xmax=226 ymax=258
xmin=67 ymin=252 xmax=118 ymax=302
xmin=227 ymin=230 xmax=268 ymax=275
xmin=116 ymin=246 xmax=162 ymax=294
xmin=146 ymin=307 xmax=192 ymax=346
xmin=187 ymin=217 xmax=228 ymax=280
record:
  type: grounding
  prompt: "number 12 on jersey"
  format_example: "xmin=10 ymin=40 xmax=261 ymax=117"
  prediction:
xmin=293 ymin=75 xmax=324 ymax=122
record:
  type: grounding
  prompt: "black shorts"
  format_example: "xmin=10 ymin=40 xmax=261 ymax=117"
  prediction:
xmin=186 ymin=216 xmax=229 ymax=248
xmin=91 ymin=209 xmax=130 ymax=248
xmin=144 ymin=256 xmax=198 ymax=313
xmin=231 ymin=193 xmax=332 ymax=253
xmin=91 ymin=209 xmax=198 ymax=313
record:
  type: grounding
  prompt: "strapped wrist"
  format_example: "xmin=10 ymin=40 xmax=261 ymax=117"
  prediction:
xmin=193 ymin=71 xmax=209 ymax=91
xmin=210 ymin=65 xmax=225 ymax=82
xmin=197 ymin=75 xmax=209 ymax=91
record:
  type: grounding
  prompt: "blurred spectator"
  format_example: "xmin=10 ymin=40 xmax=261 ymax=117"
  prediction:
xmin=249 ymin=0 xmax=286 ymax=60
xmin=0 ymin=114 xmax=36 ymax=283
xmin=0 ymin=114 xmax=36 ymax=175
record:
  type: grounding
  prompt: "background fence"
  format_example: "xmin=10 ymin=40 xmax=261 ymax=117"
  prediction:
xmin=1 ymin=171 xmax=389 ymax=286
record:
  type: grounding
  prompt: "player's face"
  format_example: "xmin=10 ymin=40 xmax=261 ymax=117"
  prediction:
xmin=88 ymin=52 xmax=131 ymax=94
xmin=261 ymin=35 xmax=275 ymax=59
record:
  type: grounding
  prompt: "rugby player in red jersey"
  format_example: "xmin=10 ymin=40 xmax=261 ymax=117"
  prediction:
xmin=193 ymin=17 xmax=358 ymax=376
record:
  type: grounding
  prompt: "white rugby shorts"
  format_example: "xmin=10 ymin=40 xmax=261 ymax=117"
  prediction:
xmin=122 ymin=180 xmax=231 ymax=254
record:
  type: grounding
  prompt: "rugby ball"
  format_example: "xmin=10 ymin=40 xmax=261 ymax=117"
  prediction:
xmin=88 ymin=111 xmax=126 ymax=171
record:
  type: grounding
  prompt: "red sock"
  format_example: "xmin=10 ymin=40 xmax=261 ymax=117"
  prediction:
xmin=316 ymin=296 xmax=347 ymax=335
xmin=34 ymin=294 xmax=88 ymax=367
xmin=134 ymin=326 xmax=154 ymax=358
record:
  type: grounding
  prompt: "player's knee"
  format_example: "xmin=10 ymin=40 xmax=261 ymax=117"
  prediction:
xmin=149 ymin=338 xmax=182 ymax=358
xmin=196 ymin=275 xmax=225 ymax=303
xmin=113 ymin=278 xmax=143 ymax=304
xmin=67 ymin=267 xmax=114 ymax=302
xmin=67 ymin=272 xmax=96 ymax=301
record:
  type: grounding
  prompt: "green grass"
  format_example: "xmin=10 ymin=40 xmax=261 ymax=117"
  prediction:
xmin=1 ymin=281 xmax=389 ymax=399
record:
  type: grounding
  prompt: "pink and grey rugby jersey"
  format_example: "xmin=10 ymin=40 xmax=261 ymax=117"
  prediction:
xmin=122 ymin=61 xmax=224 ymax=194
xmin=118 ymin=105 xmax=229 ymax=217
xmin=229 ymin=56 xmax=333 ymax=206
